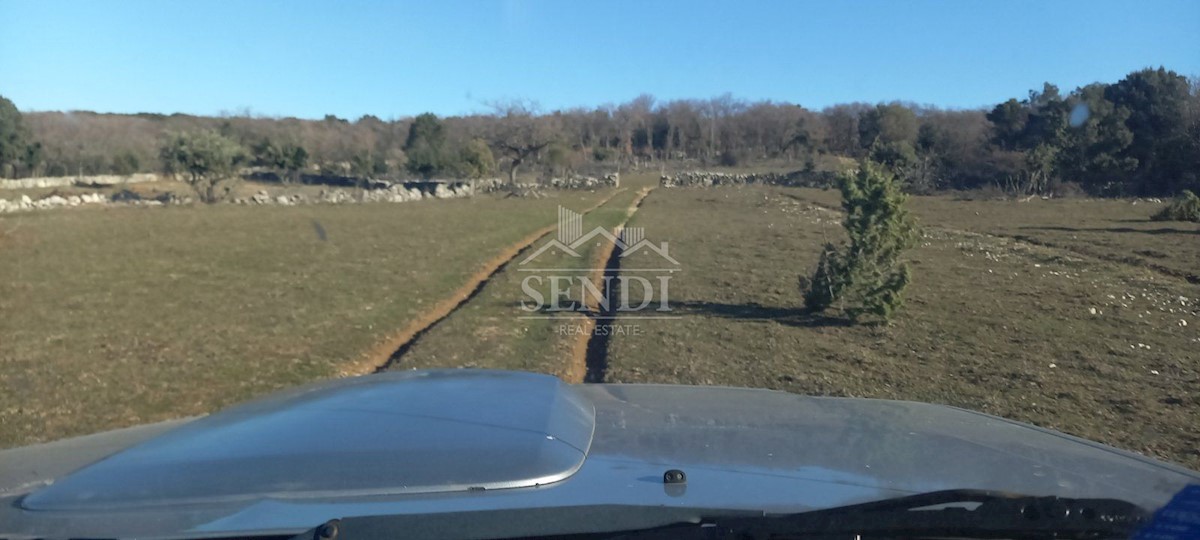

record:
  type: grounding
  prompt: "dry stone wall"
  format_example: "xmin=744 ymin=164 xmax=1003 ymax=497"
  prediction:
xmin=659 ymin=170 xmax=837 ymax=189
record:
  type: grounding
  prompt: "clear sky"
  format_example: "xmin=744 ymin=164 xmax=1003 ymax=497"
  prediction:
xmin=1 ymin=0 xmax=1197 ymax=119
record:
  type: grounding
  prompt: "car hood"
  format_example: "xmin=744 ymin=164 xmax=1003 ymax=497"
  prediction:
xmin=2 ymin=369 xmax=1196 ymax=539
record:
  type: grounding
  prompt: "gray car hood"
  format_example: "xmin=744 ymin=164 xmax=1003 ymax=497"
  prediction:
xmin=1 ymin=369 xmax=1196 ymax=539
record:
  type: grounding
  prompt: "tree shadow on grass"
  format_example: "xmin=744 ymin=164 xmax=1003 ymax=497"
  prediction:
xmin=671 ymin=300 xmax=851 ymax=328
xmin=499 ymin=299 xmax=852 ymax=328
xmin=1019 ymin=225 xmax=1198 ymax=236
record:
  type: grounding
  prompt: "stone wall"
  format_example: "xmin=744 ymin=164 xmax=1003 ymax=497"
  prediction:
xmin=0 ymin=173 xmax=161 ymax=190
xmin=659 ymin=170 xmax=836 ymax=189
xmin=0 ymin=175 xmax=615 ymax=214
xmin=0 ymin=193 xmax=134 ymax=212
xmin=0 ymin=179 xmax=496 ymax=214
xmin=545 ymin=173 xmax=620 ymax=190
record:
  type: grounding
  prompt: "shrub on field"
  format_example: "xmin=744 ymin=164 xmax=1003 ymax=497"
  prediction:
xmin=159 ymin=130 xmax=246 ymax=203
xmin=800 ymin=160 xmax=919 ymax=323
xmin=456 ymin=138 xmax=496 ymax=179
xmin=1151 ymin=190 xmax=1200 ymax=223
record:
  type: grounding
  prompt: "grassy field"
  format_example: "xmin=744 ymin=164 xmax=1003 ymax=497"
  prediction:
xmin=3 ymin=174 xmax=1199 ymax=471
xmin=0 ymin=189 xmax=613 ymax=447
xmin=793 ymin=190 xmax=1200 ymax=283
xmin=912 ymin=196 xmax=1200 ymax=284
xmin=604 ymin=186 xmax=1200 ymax=469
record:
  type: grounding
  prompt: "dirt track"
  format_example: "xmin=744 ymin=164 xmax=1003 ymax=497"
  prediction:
xmin=570 ymin=187 xmax=655 ymax=383
xmin=341 ymin=189 xmax=628 ymax=377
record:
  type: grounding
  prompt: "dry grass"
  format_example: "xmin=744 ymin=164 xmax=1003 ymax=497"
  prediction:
xmin=0 ymin=190 xmax=611 ymax=447
xmin=5 ymin=174 xmax=1200 ymax=472
xmin=563 ymin=187 xmax=655 ymax=382
xmin=604 ymin=186 xmax=1200 ymax=469
xmin=345 ymin=187 xmax=630 ymax=377
xmin=391 ymin=175 xmax=660 ymax=379
xmin=908 ymin=196 xmax=1200 ymax=284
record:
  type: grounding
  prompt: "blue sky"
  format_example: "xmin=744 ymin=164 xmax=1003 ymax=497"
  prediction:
xmin=1 ymin=0 xmax=1197 ymax=119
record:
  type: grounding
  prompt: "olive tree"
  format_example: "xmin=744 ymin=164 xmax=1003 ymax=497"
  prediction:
xmin=160 ymin=130 xmax=246 ymax=203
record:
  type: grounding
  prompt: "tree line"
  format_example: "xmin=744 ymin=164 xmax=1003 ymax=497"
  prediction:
xmin=0 ymin=67 xmax=1195 ymax=196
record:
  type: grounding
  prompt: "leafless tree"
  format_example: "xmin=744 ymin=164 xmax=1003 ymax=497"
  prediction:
xmin=486 ymin=100 xmax=561 ymax=185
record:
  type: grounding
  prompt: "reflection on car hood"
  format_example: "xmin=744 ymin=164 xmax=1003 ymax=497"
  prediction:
xmin=1 ymin=369 xmax=1196 ymax=539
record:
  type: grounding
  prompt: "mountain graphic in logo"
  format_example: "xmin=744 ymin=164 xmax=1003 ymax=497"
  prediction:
xmin=519 ymin=206 xmax=679 ymax=268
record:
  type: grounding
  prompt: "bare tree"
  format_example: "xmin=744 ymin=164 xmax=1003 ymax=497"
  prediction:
xmin=487 ymin=100 xmax=561 ymax=185
xmin=661 ymin=99 xmax=703 ymax=159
